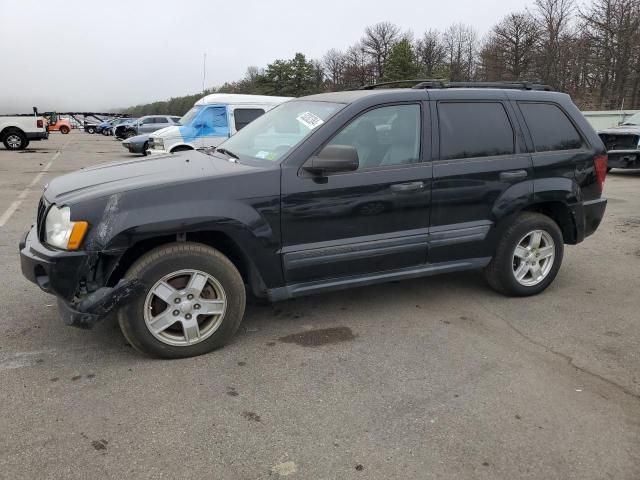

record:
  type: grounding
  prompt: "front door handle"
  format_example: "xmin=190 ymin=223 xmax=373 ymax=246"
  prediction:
xmin=500 ymin=169 xmax=528 ymax=180
xmin=390 ymin=181 xmax=425 ymax=193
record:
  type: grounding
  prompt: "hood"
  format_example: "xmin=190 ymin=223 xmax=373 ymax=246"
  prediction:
xmin=150 ymin=125 xmax=181 ymax=139
xmin=122 ymin=133 xmax=149 ymax=145
xmin=44 ymin=151 xmax=256 ymax=205
xmin=599 ymin=125 xmax=640 ymax=135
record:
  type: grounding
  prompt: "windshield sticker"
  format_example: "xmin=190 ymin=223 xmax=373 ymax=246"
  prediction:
xmin=296 ymin=112 xmax=324 ymax=130
xmin=255 ymin=150 xmax=271 ymax=159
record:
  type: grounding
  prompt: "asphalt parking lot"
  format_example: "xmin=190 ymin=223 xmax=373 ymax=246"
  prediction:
xmin=0 ymin=132 xmax=639 ymax=479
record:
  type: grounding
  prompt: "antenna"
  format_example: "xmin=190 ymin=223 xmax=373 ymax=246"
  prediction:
xmin=202 ymin=53 xmax=207 ymax=92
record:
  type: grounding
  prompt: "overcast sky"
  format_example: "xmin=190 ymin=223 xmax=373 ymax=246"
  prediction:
xmin=0 ymin=0 xmax=532 ymax=113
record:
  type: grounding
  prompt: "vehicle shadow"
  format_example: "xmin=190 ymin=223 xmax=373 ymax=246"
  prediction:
xmin=89 ymin=270 xmax=488 ymax=359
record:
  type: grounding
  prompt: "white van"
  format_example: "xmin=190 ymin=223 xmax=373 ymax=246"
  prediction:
xmin=147 ymin=93 xmax=291 ymax=154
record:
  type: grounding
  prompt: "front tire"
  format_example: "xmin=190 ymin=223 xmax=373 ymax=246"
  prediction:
xmin=86 ymin=127 xmax=96 ymax=134
xmin=118 ymin=242 xmax=246 ymax=358
xmin=484 ymin=212 xmax=563 ymax=297
xmin=3 ymin=129 xmax=28 ymax=150
xmin=59 ymin=125 xmax=70 ymax=134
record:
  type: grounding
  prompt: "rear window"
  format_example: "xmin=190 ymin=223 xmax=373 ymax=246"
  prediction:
xmin=234 ymin=108 xmax=265 ymax=131
xmin=438 ymin=102 xmax=514 ymax=160
xmin=519 ymin=103 xmax=583 ymax=152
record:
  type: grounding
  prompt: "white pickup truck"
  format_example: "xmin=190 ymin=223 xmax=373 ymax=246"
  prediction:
xmin=0 ymin=109 xmax=49 ymax=150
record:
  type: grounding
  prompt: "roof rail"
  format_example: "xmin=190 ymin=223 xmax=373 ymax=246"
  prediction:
xmin=360 ymin=79 xmax=553 ymax=91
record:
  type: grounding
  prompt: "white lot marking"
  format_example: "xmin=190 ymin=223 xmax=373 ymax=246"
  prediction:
xmin=271 ymin=461 xmax=297 ymax=477
xmin=0 ymin=137 xmax=72 ymax=227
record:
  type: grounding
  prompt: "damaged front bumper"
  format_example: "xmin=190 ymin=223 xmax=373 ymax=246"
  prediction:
xmin=607 ymin=149 xmax=640 ymax=169
xmin=19 ymin=226 xmax=144 ymax=329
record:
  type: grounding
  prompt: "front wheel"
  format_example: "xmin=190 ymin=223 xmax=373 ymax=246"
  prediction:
xmin=118 ymin=242 xmax=246 ymax=358
xmin=86 ymin=127 xmax=96 ymax=134
xmin=59 ymin=125 xmax=70 ymax=134
xmin=484 ymin=212 xmax=563 ymax=297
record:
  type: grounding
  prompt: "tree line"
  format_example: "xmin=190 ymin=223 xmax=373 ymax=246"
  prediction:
xmin=127 ymin=0 xmax=640 ymax=117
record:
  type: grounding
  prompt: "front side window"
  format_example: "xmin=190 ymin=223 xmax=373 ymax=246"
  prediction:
xmin=218 ymin=101 xmax=343 ymax=162
xmin=198 ymin=107 xmax=228 ymax=134
xmin=519 ymin=103 xmax=583 ymax=152
xmin=141 ymin=117 xmax=155 ymax=125
xmin=325 ymin=104 xmax=421 ymax=170
xmin=234 ymin=108 xmax=265 ymax=131
xmin=438 ymin=102 xmax=514 ymax=160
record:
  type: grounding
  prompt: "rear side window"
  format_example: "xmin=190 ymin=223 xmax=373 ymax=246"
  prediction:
xmin=234 ymin=108 xmax=265 ymax=130
xmin=438 ymin=102 xmax=514 ymax=160
xmin=519 ymin=103 xmax=583 ymax=152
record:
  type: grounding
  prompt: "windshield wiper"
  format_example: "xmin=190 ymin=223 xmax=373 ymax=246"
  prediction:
xmin=215 ymin=147 xmax=239 ymax=161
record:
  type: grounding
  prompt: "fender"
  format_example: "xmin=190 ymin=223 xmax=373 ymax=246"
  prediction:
xmin=82 ymin=181 xmax=284 ymax=289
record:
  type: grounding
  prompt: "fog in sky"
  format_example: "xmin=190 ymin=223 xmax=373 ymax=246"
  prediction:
xmin=0 ymin=0 xmax=531 ymax=113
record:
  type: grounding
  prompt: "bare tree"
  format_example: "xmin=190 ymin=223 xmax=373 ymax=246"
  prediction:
xmin=361 ymin=21 xmax=401 ymax=80
xmin=532 ymin=0 xmax=575 ymax=88
xmin=415 ymin=29 xmax=447 ymax=77
xmin=488 ymin=13 xmax=540 ymax=79
xmin=322 ymin=48 xmax=346 ymax=89
xmin=343 ymin=43 xmax=375 ymax=87
xmin=443 ymin=24 xmax=478 ymax=81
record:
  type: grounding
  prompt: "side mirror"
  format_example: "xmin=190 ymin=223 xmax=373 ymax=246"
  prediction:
xmin=303 ymin=145 xmax=359 ymax=175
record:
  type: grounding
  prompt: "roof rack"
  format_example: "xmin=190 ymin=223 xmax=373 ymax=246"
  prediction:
xmin=360 ymin=79 xmax=553 ymax=91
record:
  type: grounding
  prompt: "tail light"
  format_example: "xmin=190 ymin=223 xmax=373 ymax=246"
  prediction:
xmin=594 ymin=154 xmax=608 ymax=195
xmin=36 ymin=119 xmax=43 ymax=128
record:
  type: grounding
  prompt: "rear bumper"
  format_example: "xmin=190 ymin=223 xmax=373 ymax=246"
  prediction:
xmin=607 ymin=150 xmax=639 ymax=169
xmin=579 ymin=198 xmax=607 ymax=240
xmin=19 ymin=226 xmax=144 ymax=329
xmin=26 ymin=131 xmax=49 ymax=141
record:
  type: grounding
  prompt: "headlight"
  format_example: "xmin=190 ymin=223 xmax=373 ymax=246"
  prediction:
xmin=152 ymin=137 xmax=163 ymax=149
xmin=45 ymin=205 xmax=88 ymax=250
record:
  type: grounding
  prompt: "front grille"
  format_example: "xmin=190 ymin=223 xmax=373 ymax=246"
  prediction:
xmin=599 ymin=133 xmax=640 ymax=151
xmin=36 ymin=197 xmax=49 ymax=241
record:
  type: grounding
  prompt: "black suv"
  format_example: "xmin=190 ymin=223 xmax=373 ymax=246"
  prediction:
xmin=20 ymin=81 xmax=608 ymax=358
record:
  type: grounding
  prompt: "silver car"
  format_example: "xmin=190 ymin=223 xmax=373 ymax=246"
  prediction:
xmin=116 ymin=115 xmax=181 ymax=139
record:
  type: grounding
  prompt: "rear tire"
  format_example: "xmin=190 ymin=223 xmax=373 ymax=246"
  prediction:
xmin=86 ymin=127 xmax=96 ymax=134
xmin=59 ymin=125 xmax=70 ymax=134
xmin=102 ymin=128 xmax=110 ymax=136
xmin=484 ymin=212 xmax=563 ymax=297
xmin=118 ymin=242 xmax=246 ymax=359
xmin=2 ymin=129 xmax=28 ymax=150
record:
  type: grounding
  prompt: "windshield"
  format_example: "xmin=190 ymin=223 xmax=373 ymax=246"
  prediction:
xmin=622 ymin=112 xmax=640 ymax=126
xmin=180 ymin=106 xmax=204 ymax=126
xmin=217 ymin=100 xmax=343 ymax=162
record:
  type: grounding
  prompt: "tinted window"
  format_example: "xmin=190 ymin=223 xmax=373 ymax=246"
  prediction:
xmin=438 ymin=102 xmax=514 ymax=160
xmin=141 ymin=117 xmax=155 ymax=124
xmin=519 ymin=103 xmax=583 ymax=152
xmin=327 ymin=104 xmax=421 ymax=170
xmin=234 ymin=108 xmax=265 ymax=131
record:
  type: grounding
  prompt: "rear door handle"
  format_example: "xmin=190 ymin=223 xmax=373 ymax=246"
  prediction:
xmin=390 ymin=181 xmax=425 ymax=193
xmin=500 ymin=169 xmax=528 ymax=180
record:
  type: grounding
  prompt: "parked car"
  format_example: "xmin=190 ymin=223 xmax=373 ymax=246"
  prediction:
xmin=96 ymin=118 xmax=118 ymax=135
xmin=121 ymin=133 xmax=150 ymax=155
xmin=19 ymin=81 xmax=608 ymax=358
xmin=103 ymin=118 xmax=129 ymax=136
xmin=0 ymin=108 xmax=48 ymax=150
xmin=148 ymin=94 xmax=290 ymax=154
xmin=109 ymin=118 xmax=136 ymax=137
xmin=84 ymin=121 xmax=101 ymax=134
xmin=45 ymin=113 xmax=71 ymax=134
xmin=598 ymin=112 xmax=640 ymax=170
xmin=115 ymin=115 xmax=181 ymax=140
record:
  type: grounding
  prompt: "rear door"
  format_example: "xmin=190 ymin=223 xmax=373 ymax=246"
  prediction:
xmin=430 ymin=94 xmax=533 ymax=263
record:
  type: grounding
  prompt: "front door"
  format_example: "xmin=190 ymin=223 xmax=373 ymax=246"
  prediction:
xmin=194 ymin=106 xmax=229 ymax=149
xmin=280 ymin=103 xmax=432 ymax=284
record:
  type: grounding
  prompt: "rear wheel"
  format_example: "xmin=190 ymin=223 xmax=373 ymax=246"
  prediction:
xmin=123 ymin=130 xmax=136 ymax=139
xmin=59 ymin=125 xmax=70 ymax=134
xmin=118 ymin=242 xmax=246 ymax=358
xmin=2 ymin=129 xmax=28 ymax=150
xmin=86 ymin=126 xmax=96 ymax=134
xmin=102 ymin=128 xmax=110 ymax=136
xmin=484 ymin=212 xmax=563 ymax=296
